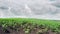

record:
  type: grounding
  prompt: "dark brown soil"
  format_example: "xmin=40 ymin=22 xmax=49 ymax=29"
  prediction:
xmin=0 ymin=26 xmax=59 ymax=34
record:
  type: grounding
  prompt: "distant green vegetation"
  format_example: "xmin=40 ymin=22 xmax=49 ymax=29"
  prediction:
xmin=0 ymin=18 xmax=60 ymax=34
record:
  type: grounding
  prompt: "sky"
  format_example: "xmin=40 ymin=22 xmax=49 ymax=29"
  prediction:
xmin=0 ymin=0 xmax=60 ymax=20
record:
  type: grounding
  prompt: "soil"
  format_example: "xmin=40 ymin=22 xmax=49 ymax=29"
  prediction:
xmin=0 ymin=26 xmax=60 ymax=34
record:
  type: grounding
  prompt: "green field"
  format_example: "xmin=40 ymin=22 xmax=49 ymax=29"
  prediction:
xmin=0 ymin=18 xmax=60 ymax=34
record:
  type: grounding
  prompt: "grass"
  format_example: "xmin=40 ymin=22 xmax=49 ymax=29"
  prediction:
xmin=0 ymin=18 xmax=60 ymax=34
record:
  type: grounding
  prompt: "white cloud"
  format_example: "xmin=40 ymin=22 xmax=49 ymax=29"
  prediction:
xmin=0 ymin=0 xmax=60 ymax=20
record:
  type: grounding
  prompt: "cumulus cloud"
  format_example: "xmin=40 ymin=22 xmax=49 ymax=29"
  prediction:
xmin=0 ymin=0 xmax=60 ymax=20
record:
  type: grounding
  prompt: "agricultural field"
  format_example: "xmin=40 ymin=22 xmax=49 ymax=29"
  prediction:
xmin=0 ymin=18 xmax=60 ymax=34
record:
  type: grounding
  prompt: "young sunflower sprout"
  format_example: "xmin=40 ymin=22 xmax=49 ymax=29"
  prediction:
xmin=0 ymin=0 xmax=60 ymax=34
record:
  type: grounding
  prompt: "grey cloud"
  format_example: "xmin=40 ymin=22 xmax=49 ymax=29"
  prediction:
xmin=0 ymin=0 xmax=60 ymax=20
